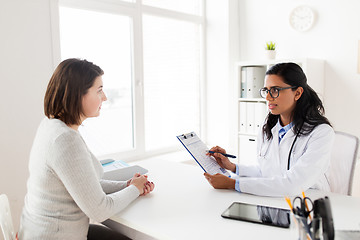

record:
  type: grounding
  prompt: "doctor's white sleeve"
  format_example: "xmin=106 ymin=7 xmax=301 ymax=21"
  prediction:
xmin=237 ymin=124 xmax=334 ymax=197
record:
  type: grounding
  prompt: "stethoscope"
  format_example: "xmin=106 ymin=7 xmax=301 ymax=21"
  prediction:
xmin=260 ymin=126 xmax=302 ymax=171
xmin=287 ymin=131 xmax=300 ymax=170
xmin=287 ymin=123 xmax=303 ymax=170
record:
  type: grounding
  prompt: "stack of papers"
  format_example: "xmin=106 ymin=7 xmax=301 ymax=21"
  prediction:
xmin=100 ymin=159 xmax=148 ymax=181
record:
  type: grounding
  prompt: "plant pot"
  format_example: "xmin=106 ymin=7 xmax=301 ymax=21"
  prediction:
xmin=265 ymin=50 xmax=276 ymax=59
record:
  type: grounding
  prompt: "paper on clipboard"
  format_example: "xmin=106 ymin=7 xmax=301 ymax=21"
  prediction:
xmin=177 ymin=132 xmax=230 ymax=177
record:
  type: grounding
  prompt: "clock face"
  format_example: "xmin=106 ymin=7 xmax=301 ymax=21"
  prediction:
xmin=289 ymin=6 xmax=315 ymax=32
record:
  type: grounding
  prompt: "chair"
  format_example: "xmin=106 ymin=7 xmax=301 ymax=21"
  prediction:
xmin=0 ymin=194 xmax=17 ymax=240
xmin=326 ymin=131 xmax=359 ymax=195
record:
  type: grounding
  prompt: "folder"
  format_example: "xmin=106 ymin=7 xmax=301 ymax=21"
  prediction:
xmin=254 ymin=103 xmax=267 ymax=133
xmin=101 ymin=159 xmax=148 ymax=181
xmin=238 ymin=135 xmax=257 ymax=165
xmin=246 ymin=102 xmax=256 ymax=134
xmin=239 ymin=102 xmax=247 ymax=133
xmin=241 ymin=68 xmax=247 ymax=98
xmin=246 ymin=66 xmax=266 ymax=98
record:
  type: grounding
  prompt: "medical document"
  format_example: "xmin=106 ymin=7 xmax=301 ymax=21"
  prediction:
xmin=101 ymin=159 xmax=148 ymax=181
xmin=177 ymin=132 xmax=230 ymax=177
xmin=102 ymin=159 xmax=129 ymax=172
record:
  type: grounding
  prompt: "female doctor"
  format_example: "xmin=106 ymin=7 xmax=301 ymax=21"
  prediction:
xmin=204 ymin=62 xmax=334 ymax=197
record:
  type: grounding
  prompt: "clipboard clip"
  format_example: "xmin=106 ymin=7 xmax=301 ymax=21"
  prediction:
xmin=182 ymin=132 xmax=194 ymax=139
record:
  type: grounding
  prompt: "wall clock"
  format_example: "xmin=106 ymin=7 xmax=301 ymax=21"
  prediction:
xmin=289 ymin=6 xmax=315 ymax=32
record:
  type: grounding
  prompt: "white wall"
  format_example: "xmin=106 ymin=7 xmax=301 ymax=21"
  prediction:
xmin=0 ymin=0 xmax=54 ymax=230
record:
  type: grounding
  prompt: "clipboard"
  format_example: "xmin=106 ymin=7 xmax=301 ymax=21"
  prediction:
xmin=177 ymin=132 xmax=230 ymax=176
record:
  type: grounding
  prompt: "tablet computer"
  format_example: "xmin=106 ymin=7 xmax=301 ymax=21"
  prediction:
xmin=221 ymin=202 xmax=290 ymax=228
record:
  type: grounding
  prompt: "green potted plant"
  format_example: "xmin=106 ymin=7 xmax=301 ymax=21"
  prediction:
xmin=265 ymin=41 xmax=276 ymax=59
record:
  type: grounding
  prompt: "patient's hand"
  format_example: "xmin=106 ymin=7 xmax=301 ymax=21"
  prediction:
xmin=142 ymin=181 xmax=155 ymax=196
xmin=128 ymin=173 xmax=155 ymax=195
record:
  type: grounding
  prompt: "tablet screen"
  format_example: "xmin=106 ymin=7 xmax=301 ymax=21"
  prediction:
xmin=221 ymin=202 xmax=290 ymax=228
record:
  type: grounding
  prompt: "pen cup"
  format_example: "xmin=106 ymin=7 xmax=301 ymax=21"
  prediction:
xmin=289 ymin=213 xmax=311 ymax=240
xmin=311 ymin=217 xmax=324 ymax=240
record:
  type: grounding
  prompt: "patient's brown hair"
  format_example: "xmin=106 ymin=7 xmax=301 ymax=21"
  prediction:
xmin=44 ymin=58 xmax=104 ymax=125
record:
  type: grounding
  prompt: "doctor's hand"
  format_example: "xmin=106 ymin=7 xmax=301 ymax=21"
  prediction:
xmin=204 ymin=173 xmax=235 ymax=190
xmin=207 ymin=146 xmax=236 ymax=173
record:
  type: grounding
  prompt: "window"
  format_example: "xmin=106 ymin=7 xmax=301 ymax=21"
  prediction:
xmin=59 ymin=6 xmax=134 ymax=156
xmin=143 ymin=0 xmax=201 ymax=15
xmin=143 ymin=15 xmax=201 ymax=150
xmin=57 ymin=0 xmax=204 ymax=159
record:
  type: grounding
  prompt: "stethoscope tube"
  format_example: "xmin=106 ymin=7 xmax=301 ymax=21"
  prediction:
xmin=287 ymin=133 xmax=299 ymax=170
xmin=287 ymin=124 xmax=303 ymax=170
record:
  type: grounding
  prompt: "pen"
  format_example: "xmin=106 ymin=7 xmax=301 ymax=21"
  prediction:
xmin=207 ymin=151 xmax=237 ymax=158
xmin=302 ymin=191 xmax=312 ymax=220
xmin=285 ymin=197 xmax=293 ymax=212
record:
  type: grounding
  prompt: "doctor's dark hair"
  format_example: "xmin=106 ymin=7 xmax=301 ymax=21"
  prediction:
xmin=44 ymin=58 xmax=104 ymax=126
xmin=262 ymin=62 xmax=331 ymax=140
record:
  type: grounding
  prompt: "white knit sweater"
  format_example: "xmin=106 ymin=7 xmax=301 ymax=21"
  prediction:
xmin=19 ymin=118 xmax=140 ymax=240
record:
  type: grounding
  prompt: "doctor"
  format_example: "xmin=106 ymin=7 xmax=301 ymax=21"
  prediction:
xmin=204 ymin=62 xmax=334 ymax=197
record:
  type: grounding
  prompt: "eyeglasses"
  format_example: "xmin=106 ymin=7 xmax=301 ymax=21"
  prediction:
xmin=259 ymin=86 xmax=297 ymax=99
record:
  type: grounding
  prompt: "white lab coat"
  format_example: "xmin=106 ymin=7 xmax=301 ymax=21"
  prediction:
xmin=238 ymin=123 xmax=334 ymax=197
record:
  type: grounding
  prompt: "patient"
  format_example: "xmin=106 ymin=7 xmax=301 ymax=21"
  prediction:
xmin=19 ymin=58 xmax=154 ymax=240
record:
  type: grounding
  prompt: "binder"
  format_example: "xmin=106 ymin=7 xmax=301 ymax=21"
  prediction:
xmin=239 ymin=102 xmax=247 ymax=133
xmin=246 ymin=66 xmax=266 ymax=98
xmin=241 ymin=68 xmax=247 ymax=98
xmin=177 ymin=132 xmax=230 ymax=176
xmin=240 ymin=102 xmax=267 ymax=135
xmin=246 ymin=102 xmax=256 ymax=134
xmin=254 ymin=102 xmax=267 ymax=133
xmin=238 ymin=135 xmax=257 ymax=165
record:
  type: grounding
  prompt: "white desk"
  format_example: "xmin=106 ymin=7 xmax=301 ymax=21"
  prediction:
xmin=103 ymin=157 xmax=360 ymax=240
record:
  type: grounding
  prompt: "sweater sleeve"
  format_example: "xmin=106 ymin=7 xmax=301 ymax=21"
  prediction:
xmin=100 ymin=179 xmax=128 ymax=194
xmin=48 ymin=131 xmax=140 ymax=222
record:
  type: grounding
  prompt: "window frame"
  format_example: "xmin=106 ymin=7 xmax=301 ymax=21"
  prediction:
xmin=50 ymin=0 xmax=206 ymax=161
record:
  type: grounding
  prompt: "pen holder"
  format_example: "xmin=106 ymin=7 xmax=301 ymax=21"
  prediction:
xmin=290 ymin=214 xmax=323 ymax=240
xmin=290 ymin=214 xmax=309 ymax=240
xmin=311 ymin=217 xmax=324 ymax=240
